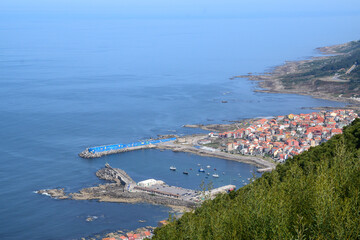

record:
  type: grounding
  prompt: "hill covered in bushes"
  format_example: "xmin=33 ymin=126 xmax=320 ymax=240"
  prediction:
xmin=153 ymin=119 xmax=360 ymax=239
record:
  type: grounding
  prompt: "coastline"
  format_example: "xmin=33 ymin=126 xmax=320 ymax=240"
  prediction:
xmin=38 ymin=183 xmax=196 ymax=213
xmin=155 ymin=138 xmax=275 ymax=170
xmin=69 ymin=41 xmax=357 ymax=239
xmin=79 ymin=132 xmax=276 ymax=171
xmin=37 ymin=165 xmax=197 ymax=214
xmin=230 ymin=42 xmax=360 ymax=111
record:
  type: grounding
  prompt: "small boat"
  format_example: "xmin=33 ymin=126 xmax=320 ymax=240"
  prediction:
xmin=197 ymin=163 xmax=200 ymax=166
xmin=198 ymin=168 xmax=205 ymax=172
xmin=222 ymin=172 xmax=225 ymax=175
xmin=183 ymin=171 xmax=189 ymax=175
xmin=212 ymin=174 xmax=219 ymax=178
xmin=206 ymin=173 xmax=210 ymax=176
xmin=206 ymin=165 xmax=211 ymax=168
xmin=214 ymin=168 xmax=217 ymax=170
xmin=196 ymin=174 xmax=199 ymax=176
xmin=170 ymin=166 xmax=176 ymax=171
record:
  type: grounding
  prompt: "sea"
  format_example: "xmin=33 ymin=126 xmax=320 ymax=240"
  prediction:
xmin=0 ymin=1 xmax=359 ymax=239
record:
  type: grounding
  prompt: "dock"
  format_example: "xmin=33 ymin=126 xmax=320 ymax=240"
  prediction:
xmin=37 ymin=164 xmax=237 ymax=209
xmin=79 ymin=137 xmax=177 ymax=158
xmin=96 ymin=163 xmax=136 ymax=190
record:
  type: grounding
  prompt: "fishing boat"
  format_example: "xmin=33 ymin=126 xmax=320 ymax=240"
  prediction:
xmin=198 ymin=168 xmax=205 ymax=172
xmin=170 ymin=166 xmax=176 ymax=171
xmin=183 ymin=171 xmax=189 ymax=175
xmin=212 ymin=173 xmax=219 ymax=178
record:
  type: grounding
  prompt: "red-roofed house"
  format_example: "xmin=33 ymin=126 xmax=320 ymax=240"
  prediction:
xmin=286 ymin=139 xmax=299 ymax=147
xmin=331 ymin=128 xmax=342 ymax=136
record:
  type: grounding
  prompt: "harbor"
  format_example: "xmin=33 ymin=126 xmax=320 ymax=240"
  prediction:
xmin=79 ymin=134 xmax=275 ymax=171
xmin=37 ymin=164 xmax=236 ymax=209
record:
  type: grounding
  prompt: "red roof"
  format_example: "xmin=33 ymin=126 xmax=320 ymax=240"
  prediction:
xmin=331 ymin=129 xmax=342 ymax=133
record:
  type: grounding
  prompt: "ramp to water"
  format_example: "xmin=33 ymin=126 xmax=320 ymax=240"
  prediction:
xmin=96 ymin=164 xmax=136 ymax=190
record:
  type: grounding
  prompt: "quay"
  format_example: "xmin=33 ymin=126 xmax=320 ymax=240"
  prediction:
xmin=38 ymin=164 xmax=236 ymax=209
xmin=79 ymin=137 xmax=177 ymax=158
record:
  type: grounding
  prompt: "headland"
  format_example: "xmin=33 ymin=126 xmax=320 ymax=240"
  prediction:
xmin=231 ymin=40 xmax=360 ymax=110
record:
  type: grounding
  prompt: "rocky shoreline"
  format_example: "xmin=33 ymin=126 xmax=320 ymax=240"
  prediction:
xmin=231 ymin=42 xmax=360 ymax=111
xmin=37 ymin=165 xmax=196 ymax=212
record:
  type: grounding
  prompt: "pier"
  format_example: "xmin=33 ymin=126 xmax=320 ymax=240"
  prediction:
xmin=38 ymin=164 xmax=236 ymax=209
xmin=79 ymin=137 xmax=177 ymax=158
xmin=96 ymin=163 xmax=136 ymax=191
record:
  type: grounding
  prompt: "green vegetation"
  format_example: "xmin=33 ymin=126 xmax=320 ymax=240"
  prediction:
xmin=281 ymin=40 xmax=360 ymax=96
xmin=153 ymin=119 xmax=360 ymax=239
xmin=203 ymin=141 xmax=221 ymax=149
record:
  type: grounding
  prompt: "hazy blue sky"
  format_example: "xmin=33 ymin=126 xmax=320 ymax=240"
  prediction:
xmin=1 ymin=0 xmax=360 ymax=18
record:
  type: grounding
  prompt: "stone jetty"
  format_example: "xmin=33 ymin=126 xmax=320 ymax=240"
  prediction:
xmin=79 ymin=137 xmax=177 ymax=158
xmin=96 ymin=163 xmax=136 ymax=190
xmin=37 ymin=164 xmax=197 ymax=211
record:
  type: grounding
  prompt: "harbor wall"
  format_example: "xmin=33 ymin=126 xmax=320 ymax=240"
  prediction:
xmin=79 ymin=137 xmax=177 ymax=158
xmin=88 ymin=138 xmax=176 ymax=153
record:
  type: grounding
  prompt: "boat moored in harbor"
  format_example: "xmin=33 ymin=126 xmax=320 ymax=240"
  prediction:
xmin=170 ymin=166 xmax=176 ymax=171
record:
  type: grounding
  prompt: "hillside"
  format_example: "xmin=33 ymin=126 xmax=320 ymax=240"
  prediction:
xmin=281 ymin=40 xmax=360 ymax=95
xmin=153 ymin=119 xmax=360 ymax=239
xmin=240 ymin=40 xmax=360 ymax=105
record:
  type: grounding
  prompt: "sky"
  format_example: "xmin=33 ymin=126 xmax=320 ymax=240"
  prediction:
xmin=1 ymin=0 xmax=360 ymax=19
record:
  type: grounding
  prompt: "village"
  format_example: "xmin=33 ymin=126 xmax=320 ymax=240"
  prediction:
xmin=200 ymin=109 xmax=358 ymax=162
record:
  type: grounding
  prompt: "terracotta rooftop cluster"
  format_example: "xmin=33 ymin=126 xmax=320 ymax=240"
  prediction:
xmin=210 ymin=110 xmax=358 ymax=162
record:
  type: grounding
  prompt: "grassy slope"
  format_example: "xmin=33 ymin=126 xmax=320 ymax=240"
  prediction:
xmin=153 ymin=119 xmax=360 ymax=239
xmin=281 ymin=40 xmax=360 ymax=95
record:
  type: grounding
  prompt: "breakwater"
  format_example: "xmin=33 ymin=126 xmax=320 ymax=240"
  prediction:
xmin=79 ymin=138 xmax=177 ymax=158
xmin=38 ymin=164 xmax=236 ymax=210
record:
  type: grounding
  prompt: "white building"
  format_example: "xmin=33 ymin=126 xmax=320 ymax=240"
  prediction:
xmin=137 ymin=179 xmax=164 ymax=187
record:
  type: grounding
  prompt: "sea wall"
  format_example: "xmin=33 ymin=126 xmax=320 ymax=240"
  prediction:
xmin=79 ymin=137 xmax=177 ymax=158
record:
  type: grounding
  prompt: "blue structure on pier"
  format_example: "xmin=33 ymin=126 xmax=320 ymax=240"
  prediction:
xmin=88 ymin=138 xmax=177 ymax=154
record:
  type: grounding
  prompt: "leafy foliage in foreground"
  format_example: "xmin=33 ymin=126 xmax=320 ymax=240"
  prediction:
xmin=153 ymin=119 xmax=360 ymax=239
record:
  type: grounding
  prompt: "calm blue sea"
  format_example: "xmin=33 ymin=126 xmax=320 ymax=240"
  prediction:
xmin=0 ymin=1 xmax=359 ymax=239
